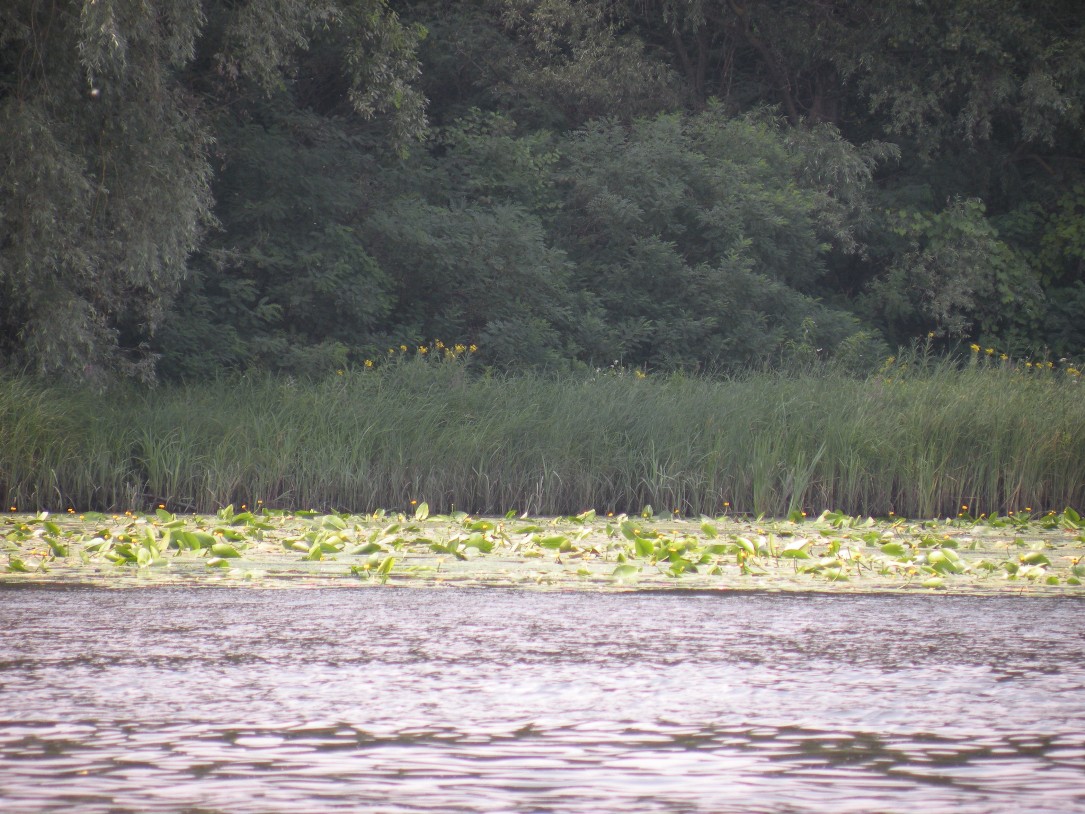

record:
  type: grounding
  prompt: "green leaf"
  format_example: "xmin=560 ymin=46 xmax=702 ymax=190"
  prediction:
xmin=321 ymin=514 xmax=347 ymax=530
xmin=536 ymin=534 xmax=569 ymax=549
xmin=210 ymin=542 xmax=242 ymax=558
xmin=634 ymin=536 xmax=655 ymax=558
xmin=734 ymin=537 xmax=756 ymax=555
xmin=414 ymin=502 xmax=430 ymax=521
xmin=463 ymin=533 xmax=494 ymax=553
xmin=611 ymin=564 xmax=640 ymax=583
xmin=1020 ymin=551 xmax=1050 ymax=566
xmin=46 ymin=538 xmax=69 ymax=557
xmin=880 ymin=542 xmax=907 ymax=557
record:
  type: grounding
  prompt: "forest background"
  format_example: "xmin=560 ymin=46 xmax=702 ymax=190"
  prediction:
xmin=3 ymin=0 xmax=1084 ymax=381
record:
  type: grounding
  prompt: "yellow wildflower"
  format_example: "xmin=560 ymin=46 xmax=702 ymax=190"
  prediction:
xmin=364 ymin=359 xmax=374 ymax=368
xmin=418 ymin=345 xmax=428 ymax=354
xmin=985 ymin=347 xmax=995 ymax=355
xmin=969 ymin=343 xmax=980 ymax=353
xmin=469 ymin=344 xmax=478 ymax=353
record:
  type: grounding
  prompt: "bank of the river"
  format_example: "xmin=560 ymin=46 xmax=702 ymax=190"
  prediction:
xmin=3 ymin=506 xmax=1083 ymax=595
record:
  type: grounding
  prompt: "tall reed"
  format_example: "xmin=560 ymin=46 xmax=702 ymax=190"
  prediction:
xmin=2 ymin=355 xmax=1082 ymax=517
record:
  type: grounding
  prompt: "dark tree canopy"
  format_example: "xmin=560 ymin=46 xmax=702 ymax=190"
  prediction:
xmin=3 ymin=0 xmax=1083 ymax=379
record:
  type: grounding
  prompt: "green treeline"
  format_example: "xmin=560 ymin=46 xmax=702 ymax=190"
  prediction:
xmin=3 ymin=354 xmax=1083 ymax=516
xmin=3 ymin=0 xmax=1085 ymax=379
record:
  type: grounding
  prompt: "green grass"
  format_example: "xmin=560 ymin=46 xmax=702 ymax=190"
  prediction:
xmin=2 ymin=353 xmax=1083 ymax=517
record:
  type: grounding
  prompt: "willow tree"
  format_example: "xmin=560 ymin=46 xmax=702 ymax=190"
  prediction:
xmin=0 ymin=0 xmax=425 ymax=379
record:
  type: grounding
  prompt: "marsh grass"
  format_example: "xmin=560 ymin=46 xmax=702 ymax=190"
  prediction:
xmin=2 ymin=354 xmax=1082 ymax=517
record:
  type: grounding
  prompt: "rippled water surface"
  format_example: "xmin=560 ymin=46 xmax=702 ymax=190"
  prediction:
xmin=1 ymin=587 xmax=1084 ymax=813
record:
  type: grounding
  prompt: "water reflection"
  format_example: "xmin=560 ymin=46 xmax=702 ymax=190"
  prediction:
xmin=1 ymin=588 xmax=1083 ymax=812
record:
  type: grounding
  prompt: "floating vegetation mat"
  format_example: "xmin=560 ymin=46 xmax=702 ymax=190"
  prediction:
xmin=3 ymin=505 xmax=1084 ymax=595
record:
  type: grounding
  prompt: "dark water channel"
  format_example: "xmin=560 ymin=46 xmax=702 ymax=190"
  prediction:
xmin=1 ymin=588 xmax=1084 ymax=813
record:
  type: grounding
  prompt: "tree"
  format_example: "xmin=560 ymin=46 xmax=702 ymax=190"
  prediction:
xmin=1 ymin=0 xmax=426 ymax=379
xmin=550 ymin=107 xmax=884 ymax=370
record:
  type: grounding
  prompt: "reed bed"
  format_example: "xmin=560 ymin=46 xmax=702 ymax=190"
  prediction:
xmin=2 ymin=355 xmax=1082 ymax=517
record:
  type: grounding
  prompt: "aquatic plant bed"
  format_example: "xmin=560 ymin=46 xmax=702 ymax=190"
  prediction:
xmin=3 ymin=506 xmax=1084 ymax=595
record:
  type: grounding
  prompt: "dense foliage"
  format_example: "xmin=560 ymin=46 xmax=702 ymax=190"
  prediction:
xmin=3 ymin=0 xmax=1084 ymax=378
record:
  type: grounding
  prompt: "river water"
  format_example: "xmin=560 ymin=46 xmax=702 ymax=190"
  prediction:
xmin=1 ymin=587 xmax=1083 ymax=813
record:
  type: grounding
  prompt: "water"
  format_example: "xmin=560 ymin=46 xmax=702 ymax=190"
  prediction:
xmin=1 ymin=587 xmax=1083 ymax=813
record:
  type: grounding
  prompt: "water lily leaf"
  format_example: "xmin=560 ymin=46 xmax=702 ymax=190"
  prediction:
xmin=1020 ymin=551 xmax=1050 ymax=566
xmin=734 ymin=537 xmax=756 ymax=555
xmin=780 ymin=548 xmax=811 ymax=559
xmin=210 ymin=542 xmax=242 ymax=558
xmin=463 ymin=533 xmax=494 ymax=553
xmin=206 ymin=557 xmax=231 ymax=568
xmin=414 ymin=502 xmax=430 ymax=521
xmin=634 ymin=536 xmax=654 ymax=558
xmin=880 ymin=542 xmax=907 ymax=557
xmin=611 ymin=564 xmax=640 ymax=583
xmin=922 ymin=577 xmax=945 ymax=589
xmin=347 ymin=542 xmax=384 ymax=556
xmin=191 ymin=531 xmax=218 ymax=549
xmin=321 ymin=514 xmax=347 ymax=530
xmin=701 ymin=522 xmax=718 ymax=538
xmin=46 ymin=538 xmax=69 ymax=557
xmin=536 ymin=535 xmax=569 ymax=549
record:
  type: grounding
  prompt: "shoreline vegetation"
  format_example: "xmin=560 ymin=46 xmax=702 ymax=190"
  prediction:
xmin=2 ymin=505 xmax=1083 ymax=595
xmin=3 ymin=347 xmax=1083 ymax=519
